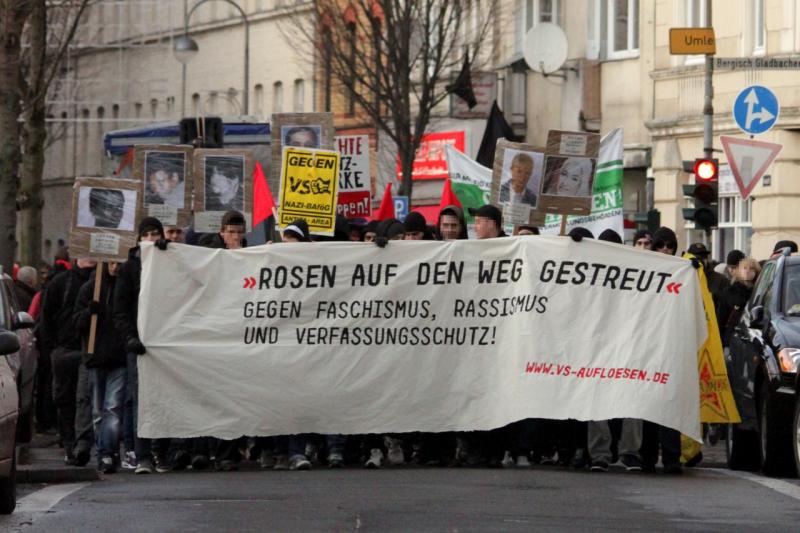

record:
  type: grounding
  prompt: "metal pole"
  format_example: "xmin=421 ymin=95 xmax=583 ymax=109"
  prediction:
xmin=703 ymin=0 xmax=713 ymax=160
xmin=181 ymin=0 xmax=188 ymax=117
xmin=243 ymin=18 xmax=249 ymax=115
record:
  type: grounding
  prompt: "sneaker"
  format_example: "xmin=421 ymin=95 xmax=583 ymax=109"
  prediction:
xmin=539 ymin=452 xmax=557 ymax=466
xmin=516 ymin=455 xmax=531 ymax=468
xmin=273 ymin=455 xmax=290 ymax=471
xmin=121 ymin=450 xmax=137 ymax=470
xmin=64 ymin=450 xmax=76 ymax=466
xmin=191 ymin=454 xmax=210 ymax=470
xmin=98 ymin=456 xmax=116 ymax=474
xmin=135 ymin=458 xmax=154 ymax=474
xmin=327 ymin=452 xmax=344 ymax=468
xmin=304 ymin=442 xmax=319 ymax=465
xmin=571 ymin=451 xmax=588 ymax=470
xmin=385 ymin=438 xmax=404 ymax=465
xmin=154 ymin=453 xmax=172 ymax=473
xmin=590 ymin=460 xmax=609 ymax=472
xmin=619 ymin=454 xmax=642 ymax=472
xmin=501 ymin=451 xmax=515 ymax=468
xmin=365 ymin=448 xmax=383 ymax=469
xmin=663 ymin=462 xmax=683 ymax=475
xmin=172 ymin=450 xmax=191 ymax=471
xmin=217 ymin=459 xmax=238 ymax=472
xmin=258 ymin=449 xmax=276 ymax=469
xmin=74 ymin=447 xmax=91 ymax=467
xmin=289 ymin=454 xmax=311 ymax=470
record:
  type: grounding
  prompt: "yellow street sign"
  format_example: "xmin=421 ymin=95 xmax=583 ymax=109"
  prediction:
xmin=669 ymin=27 xmax=716 ymax=55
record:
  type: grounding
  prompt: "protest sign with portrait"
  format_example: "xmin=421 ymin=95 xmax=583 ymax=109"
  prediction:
xmin=134 ymin=145 xmax=193 ymax=227
xmin=270 ymin=113 xmax=334 ymax=187
xmin=538 ymin=130 xmax=600 ymax=216
xmin=69 ymin=177 xmax=141 ymax=262
xmin=490 ymin=139 xmax=546 ymax=226
xmin=193 ymin=148 xmax=255 ymax=233
xmin=278 ymin=146 xmax=340 ymax=236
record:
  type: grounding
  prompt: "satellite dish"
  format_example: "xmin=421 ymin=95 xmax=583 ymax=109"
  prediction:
xmin=523 ymin=23 xmax=569 ymax=74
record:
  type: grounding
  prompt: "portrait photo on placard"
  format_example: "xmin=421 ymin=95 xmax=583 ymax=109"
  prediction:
xmin=499 ymin=149 xmax=544 ymax=208
xmin=77 ymin=187 xmax=137 ymax=231
xmin=143 ymin=151 xmax=186 ymax=207
xmin=541 ymin=156 xmax=596 ymax=198
xmin=281 ymin=125 xmax=322 ymax=149
xmin=204 ymin=155 xmax=245 ymax=212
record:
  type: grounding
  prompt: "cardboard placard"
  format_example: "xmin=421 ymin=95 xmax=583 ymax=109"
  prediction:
xmin=133 ymin=145 xmax=193 ymax=228
xmin=278 ymin=146 xmax=340 ymax=236
xmin=69 ymin=177 xmax=141 ymax=262
xmin=192 ymin=148 xmax=255 ymax=233
xmin=270 ymin=112 xmax=335 ymax=189
xmin=537 ymin=130 xmax=601 ymax=216
xmin=490 ymin=139 xmax=546 ymax=226
xmin=335 ymin=134 xmax=371 ymax=219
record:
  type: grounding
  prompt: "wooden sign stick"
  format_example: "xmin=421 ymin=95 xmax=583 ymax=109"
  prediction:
xmin=559 ymin=215 xmax=568 ymax=236
xmin=87 ymin=262 xmax=104 ymax=355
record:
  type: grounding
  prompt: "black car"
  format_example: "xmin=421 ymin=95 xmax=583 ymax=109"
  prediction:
xmin=726 ymin=252 xmax=800 ymax=477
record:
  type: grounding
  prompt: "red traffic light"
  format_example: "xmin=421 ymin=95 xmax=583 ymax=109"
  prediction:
xmin=694 ymin=159 xmax=718 ymax=181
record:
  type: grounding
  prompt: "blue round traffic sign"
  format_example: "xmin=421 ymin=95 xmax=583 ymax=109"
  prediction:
xmin=733 ymin=85 xmax=779 ymax=135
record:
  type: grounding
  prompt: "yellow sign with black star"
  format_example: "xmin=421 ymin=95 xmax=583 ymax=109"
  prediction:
xmin=278 ymin=146 xmax=340 ymax=236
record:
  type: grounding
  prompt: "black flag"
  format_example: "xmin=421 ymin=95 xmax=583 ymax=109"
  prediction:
xmin=446 ymin=53 xmax=477 ymax=109
xmin=476 ymin=101 xmax=522 ymax=168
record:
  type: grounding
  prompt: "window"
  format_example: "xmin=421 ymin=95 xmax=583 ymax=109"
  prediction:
xmin=526 ymin=0 xmax=559 ymax=30
xmin=166 ymin=96 xmax=175 ymax=116
xmin=753 ymin=0 xmax=765 ymax=55
xmin=134 ymin=102 xmax=142 ymax=118
xmin=717 ymin=194 xmax=753 ymax=259
xmin=150 ymin=98 xmax=158 ymax=118
xmin=191 ymin=93 xmax=200 ymax=115
xmin=293 ymin=79 xmax=304 ymax=113
xmin=607 ymin=0 xmax=639 ymax=58
xmin=254 ymin=84 xmax=264 ymax=116
xmin=273 ymin=82 xmax=283 ymax=113
xmin=112 ymin=104 xmax=120 ymax=130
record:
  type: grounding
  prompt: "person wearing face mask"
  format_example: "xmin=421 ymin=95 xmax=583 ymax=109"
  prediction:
xmin=687 ymin=243 xmax=729 ymax=307
xmin=716 ymin=258 xmax=761 ymax=347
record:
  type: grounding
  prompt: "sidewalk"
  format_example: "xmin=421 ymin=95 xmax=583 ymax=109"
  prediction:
xmin=16 ymin=433 xmax=99 ymax=484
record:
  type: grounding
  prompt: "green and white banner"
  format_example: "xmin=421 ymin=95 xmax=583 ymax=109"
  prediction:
xmin=541 ymin=128 xmax=625 ymax=237
xmin=445 ymin=145 xmax=492 ymax=224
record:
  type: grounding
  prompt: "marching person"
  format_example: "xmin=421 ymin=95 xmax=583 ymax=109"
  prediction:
xmin=437 ymin=205 xmax=468 ymax=240
xmin=716 ymin=258 xmax=761 ymax=347
xmin=687 ymin=242 xmax=728 ymax=305
xmin=74 ymin=261 xmax=127 ymax=473
xmin=41 ymin=256 xmax=96 ymax=466
xmin=468 ymin=205 xmax=506 ymax=239
xmin=114 ymin=217 xmax=172 ymax=474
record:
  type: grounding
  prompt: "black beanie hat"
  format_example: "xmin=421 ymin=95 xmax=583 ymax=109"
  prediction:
xmin=283 ymin=219 xmax=310 ymax=242
xmin=376 ymin=218 xmax=405 ymax=239
xmin=568 ymin=227 xmax=594 ymax=240
xmin=404 ymin=212 xmax=427 ymax=233
xmin=598 ymin=228 xmax=622 ymax=244
xmin=138 ymin=216 xmax=164 ymax=238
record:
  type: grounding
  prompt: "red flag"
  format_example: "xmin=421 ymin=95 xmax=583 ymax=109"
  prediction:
xmin=115 ymin=147 xmax=135 ymax=176
xmin=253 ymin=161 xmax=276 ymax=226
xmin=373 ymin=182 xmax=395 ymax=220
xmin=438 ymin=177 xmax=462 ymax=212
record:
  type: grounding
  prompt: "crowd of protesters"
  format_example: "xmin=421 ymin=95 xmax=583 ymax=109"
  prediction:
xmin=13 ymin=202 xmax=794 ymax=477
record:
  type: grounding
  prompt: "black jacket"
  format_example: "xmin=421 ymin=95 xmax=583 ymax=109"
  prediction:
xmin=40 ymin=266 xmax=94 ymax=352
xmin=715 ymin=281 xmax=753 ymax=347
xmin=113 ymin=246 xmax=142 ymax=346
xmin=74 ymin=271 xmax=126 ymax=369
xmin=13 ymin=279 xmax=35 ymax=312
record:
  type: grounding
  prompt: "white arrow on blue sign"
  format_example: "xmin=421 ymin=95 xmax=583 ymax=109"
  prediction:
xmin=733 ymin=85 xmax=779 ymax=135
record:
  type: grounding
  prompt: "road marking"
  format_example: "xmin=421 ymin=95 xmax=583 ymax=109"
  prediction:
xmin=704 ymin=468 xmax=800 ymax=502
xmin=16 ymin=482 xmax=89 ymax=513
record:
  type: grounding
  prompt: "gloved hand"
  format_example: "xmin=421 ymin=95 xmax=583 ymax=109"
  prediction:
xmin=155 ymin=238 xmax=169 ymax=251
xmin=570 ymin=233 xmax=583 ymax=242
xmin=126 ymin=337 xmax=147 ymax=355
xmin=690 ymin=257 xmax=702 ymax=270
xmin=375 ymin=237 xmax=389 ymax=248
xmin=88 ymin=300 xmax=103 ymax=316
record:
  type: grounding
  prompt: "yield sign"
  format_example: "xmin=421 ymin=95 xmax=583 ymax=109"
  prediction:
xmin=719 ymin=135 xmax=782 ymax=199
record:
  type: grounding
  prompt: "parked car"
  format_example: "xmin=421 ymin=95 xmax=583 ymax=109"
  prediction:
xmin=726 ymin=251 xmax=800 ymax=477
xmin=0 ymin=273 xmax=37 ymax=443
xmin=0 ymin=328 xmax=22 ymax=514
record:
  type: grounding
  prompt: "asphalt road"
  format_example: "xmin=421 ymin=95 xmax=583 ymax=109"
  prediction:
xmin=3 ymin=465 xmax=800 ymax=532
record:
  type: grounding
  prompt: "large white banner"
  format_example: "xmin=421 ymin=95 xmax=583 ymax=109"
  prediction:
xmin=138 ymin=238 xmax=707 ymax=441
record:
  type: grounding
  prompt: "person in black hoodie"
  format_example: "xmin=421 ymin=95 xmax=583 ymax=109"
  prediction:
xmin=40 ymin=256 xmax=96 ymax=465
xmin=716 ymin=257 xmax=761 ymax=347
xmin=114 ymin=216 xmax=166 ymax=474
xmin=74 ymin=261 xmax=127 ymax=473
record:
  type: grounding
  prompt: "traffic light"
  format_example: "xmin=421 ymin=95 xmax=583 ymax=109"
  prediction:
xmin=633 ymin=209 xmax=661 ymax=233
xmin=682 ymin=158 xmax=719 ymax=231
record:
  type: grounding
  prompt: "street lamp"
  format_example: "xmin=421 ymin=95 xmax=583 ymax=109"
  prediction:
xmin=175 ymin=0 xmax=250 ymax=116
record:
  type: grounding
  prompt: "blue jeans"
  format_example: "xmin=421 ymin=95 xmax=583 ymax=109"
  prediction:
xmin=90 ymin=366 xmax=127 ymax=460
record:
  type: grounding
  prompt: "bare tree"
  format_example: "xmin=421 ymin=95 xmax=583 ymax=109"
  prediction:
xmin=17 ymin=0 xmax=91 ymax=265
xmin=0 ymin=0 xmax=31 ymax=272
xmin=294 ymin=0 xmax=495 ymax=198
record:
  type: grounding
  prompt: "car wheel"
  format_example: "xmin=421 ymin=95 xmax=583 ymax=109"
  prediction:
xmin=758 ymin=379 xmax=796 ymax=477
xmin=726 ymin=424 xmax=760 ymax=471
xmin=793 ymin=395 xmax=800 ymax=477
xmin=0 ymin=449 xmax=17 ymax=515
